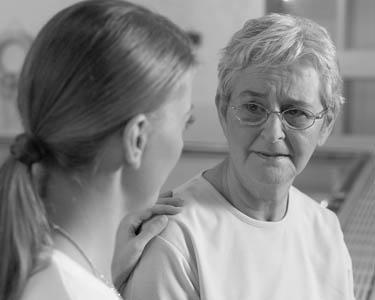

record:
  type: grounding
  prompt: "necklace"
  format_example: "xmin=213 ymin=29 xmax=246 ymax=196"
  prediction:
xmin=52 ymin=224 xmax=123 ymax=299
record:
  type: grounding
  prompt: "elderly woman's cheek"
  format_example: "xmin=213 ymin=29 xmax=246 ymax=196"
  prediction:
xmin=288 ymin=133 xmax=319 ymax=177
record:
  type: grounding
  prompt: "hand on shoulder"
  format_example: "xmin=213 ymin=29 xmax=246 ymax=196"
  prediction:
xmin=111 ymin=195 xmax=184 ymax=294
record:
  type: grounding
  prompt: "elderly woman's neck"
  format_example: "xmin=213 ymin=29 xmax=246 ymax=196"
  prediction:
xmin=204 ymin=159 xmax=291 ymax=222
xmin=46 ymin=168 xmax=127 ymax=282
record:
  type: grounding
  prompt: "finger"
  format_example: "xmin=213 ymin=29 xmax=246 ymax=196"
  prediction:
xmin=128 ymin=200 xmax=184 ymax=223
xmin=123 ymin=201 xmax=184 ymax=237
xmin=159 ymin=190 xmax=173 ymax=198
xmin=135 ymin=215 xmax=169 ymax=248
xmin=133 ymin=204 xmax=183 ymax=224
xmin=115 ymin=213 xmax=141 ymax=240
xmin=144 ymin=204 xmax=183 ymax=219
xmin=157 ymin=197 xmax=185 ymax=207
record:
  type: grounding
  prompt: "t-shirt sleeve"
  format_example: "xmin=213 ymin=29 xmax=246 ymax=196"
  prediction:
xmin=327 ymin=212 xmax=355 ymax=300
xmin=124 ymin=235 xmax=200 ymax=300
xmin=344 ymin=248 xmax=355 ymax=300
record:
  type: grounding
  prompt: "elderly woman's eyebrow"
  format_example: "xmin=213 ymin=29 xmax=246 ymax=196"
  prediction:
xmin=281 ymin=97 xmax=315 ymax=109
xmin=239 ymin=90 xmax=267 ymax=99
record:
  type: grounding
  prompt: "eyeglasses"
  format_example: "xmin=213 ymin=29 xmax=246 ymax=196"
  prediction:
xmin=230 ymin=102 xmax=327 ymax=130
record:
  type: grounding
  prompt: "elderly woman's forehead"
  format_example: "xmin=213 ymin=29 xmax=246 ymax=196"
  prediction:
xmin=229 ymin=64 xmax=322 ymax=107
xmin=235 ymin=64 xmax=319 ymax=89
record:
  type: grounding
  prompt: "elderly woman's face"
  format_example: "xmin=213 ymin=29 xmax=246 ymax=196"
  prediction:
xmin=219 ymin=63 xmax=333 ymax=186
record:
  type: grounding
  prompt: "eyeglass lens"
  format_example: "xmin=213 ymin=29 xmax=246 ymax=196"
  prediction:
xmin=236 ymin=103 xmax=315 ymax=129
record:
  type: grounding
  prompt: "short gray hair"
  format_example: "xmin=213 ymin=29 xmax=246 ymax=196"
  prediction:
xmin=217 ymin=13 xmax=344 ymax=116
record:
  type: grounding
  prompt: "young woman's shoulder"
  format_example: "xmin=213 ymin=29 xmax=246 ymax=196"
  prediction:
xmin=20 ymin=262 xmax=71 ymax=300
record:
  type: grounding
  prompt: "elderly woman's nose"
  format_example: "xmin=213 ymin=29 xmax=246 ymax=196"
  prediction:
xmin=260 ymin=113 xmax=286 ymax=142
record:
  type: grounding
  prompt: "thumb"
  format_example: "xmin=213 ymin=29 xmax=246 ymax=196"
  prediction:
xmin=135 ymin=215 xmax=168 ymax=248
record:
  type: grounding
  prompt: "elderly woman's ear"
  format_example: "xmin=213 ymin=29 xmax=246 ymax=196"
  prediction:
xmin=317 ymin=109 xmax=336 ymax=146
xmin=215 ymin=91 xmax=229 ymax=136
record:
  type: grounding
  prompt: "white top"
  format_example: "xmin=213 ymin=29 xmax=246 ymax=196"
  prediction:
xmin=21 ymin=249 xmax=120 ymax=300
xmin=125 ymin=174 xmax=355 ymax=300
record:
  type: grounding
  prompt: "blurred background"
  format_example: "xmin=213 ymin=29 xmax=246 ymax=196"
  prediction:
xmin=1 ymin=1 xmax=375 ymax=299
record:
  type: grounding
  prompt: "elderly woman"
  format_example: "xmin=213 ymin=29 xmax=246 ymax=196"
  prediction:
xmin=124 ymin=14 xmax=355 ymax=300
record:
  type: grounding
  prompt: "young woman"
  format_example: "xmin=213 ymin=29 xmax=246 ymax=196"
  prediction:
xmin=0 ymin=1 xmax=196 ymax=299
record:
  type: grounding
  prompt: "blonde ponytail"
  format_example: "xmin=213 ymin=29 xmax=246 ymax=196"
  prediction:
xmin=0 ymin=137 xmax=51 ymax=300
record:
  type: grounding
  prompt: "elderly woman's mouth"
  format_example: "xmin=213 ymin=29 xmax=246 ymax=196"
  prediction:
xmin=253 ymin=151 xmax=291 ymax=159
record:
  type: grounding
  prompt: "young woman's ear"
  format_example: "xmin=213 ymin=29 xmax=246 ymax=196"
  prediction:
xmin=122 ymin=114 xmax=149 ymax=169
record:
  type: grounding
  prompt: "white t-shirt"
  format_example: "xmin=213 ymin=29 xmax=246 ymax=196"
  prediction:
xmin=21 ymin=250 xmax=120 ymax=300
xmin=125 ymin=175 xmax=355 ymax=300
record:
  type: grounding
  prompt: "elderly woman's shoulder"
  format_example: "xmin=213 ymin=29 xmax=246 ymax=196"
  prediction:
xmin=20 ymin=260 xmax=71 ymax=300
xmin=290 ymin=185 xmax=321 ymax=203
xmin=290 ymin=185 xmax=341 ymax=228
xmin=290 ymin=185 xmax=337 ymax=216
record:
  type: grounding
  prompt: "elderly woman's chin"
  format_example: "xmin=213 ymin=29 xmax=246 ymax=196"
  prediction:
xmin=253 ymin=165 xmax=297 ymax=184
xmin=246 ymin=156 xmax=298 ymax=185
xmin=228 ymin=150 xmax=296 ymax=185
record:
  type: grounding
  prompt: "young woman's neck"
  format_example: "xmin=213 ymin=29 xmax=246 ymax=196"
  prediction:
xmin=46 ymin=169 xmax=127 ymax=282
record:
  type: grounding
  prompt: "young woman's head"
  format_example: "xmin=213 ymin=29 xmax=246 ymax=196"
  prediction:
xmin=19 ymin=0 xmax=195 ymax=172
xmin=0 ymin=1 xmax=195 ymax=299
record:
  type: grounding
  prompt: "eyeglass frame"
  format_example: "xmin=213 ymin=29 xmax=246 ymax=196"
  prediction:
xmin=230 ymin=102 xmax=328 ymax=130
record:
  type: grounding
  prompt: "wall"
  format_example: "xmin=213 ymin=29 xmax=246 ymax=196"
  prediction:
xmin=0 ymin=0 xmax=265 ymax=191
xmin=131 ymin=0 xmax=265 ymax=189
xmin=135 ymin=0 xmax=264 ymax=144
xmin=0 ymin=0 xmax=265 ymax=143
xmin=0 ymin=0 xmax=78 ymax=136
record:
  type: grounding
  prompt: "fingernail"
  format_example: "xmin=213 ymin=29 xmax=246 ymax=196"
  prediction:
xmin=175 ymin=198 xmax=185 ymax=205
xmin=159 ymin=215 xmax=168 ymax=224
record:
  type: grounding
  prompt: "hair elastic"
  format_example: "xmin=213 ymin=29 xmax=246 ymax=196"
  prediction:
xmin=10 ymin=133 xmax=46 ymax=166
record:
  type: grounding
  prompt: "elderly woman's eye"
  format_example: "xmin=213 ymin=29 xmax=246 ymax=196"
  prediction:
xmin=285 ymin=108 xmax=311 ymax=118
xmin=244 ymin=103 xmax=263 ymax=113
